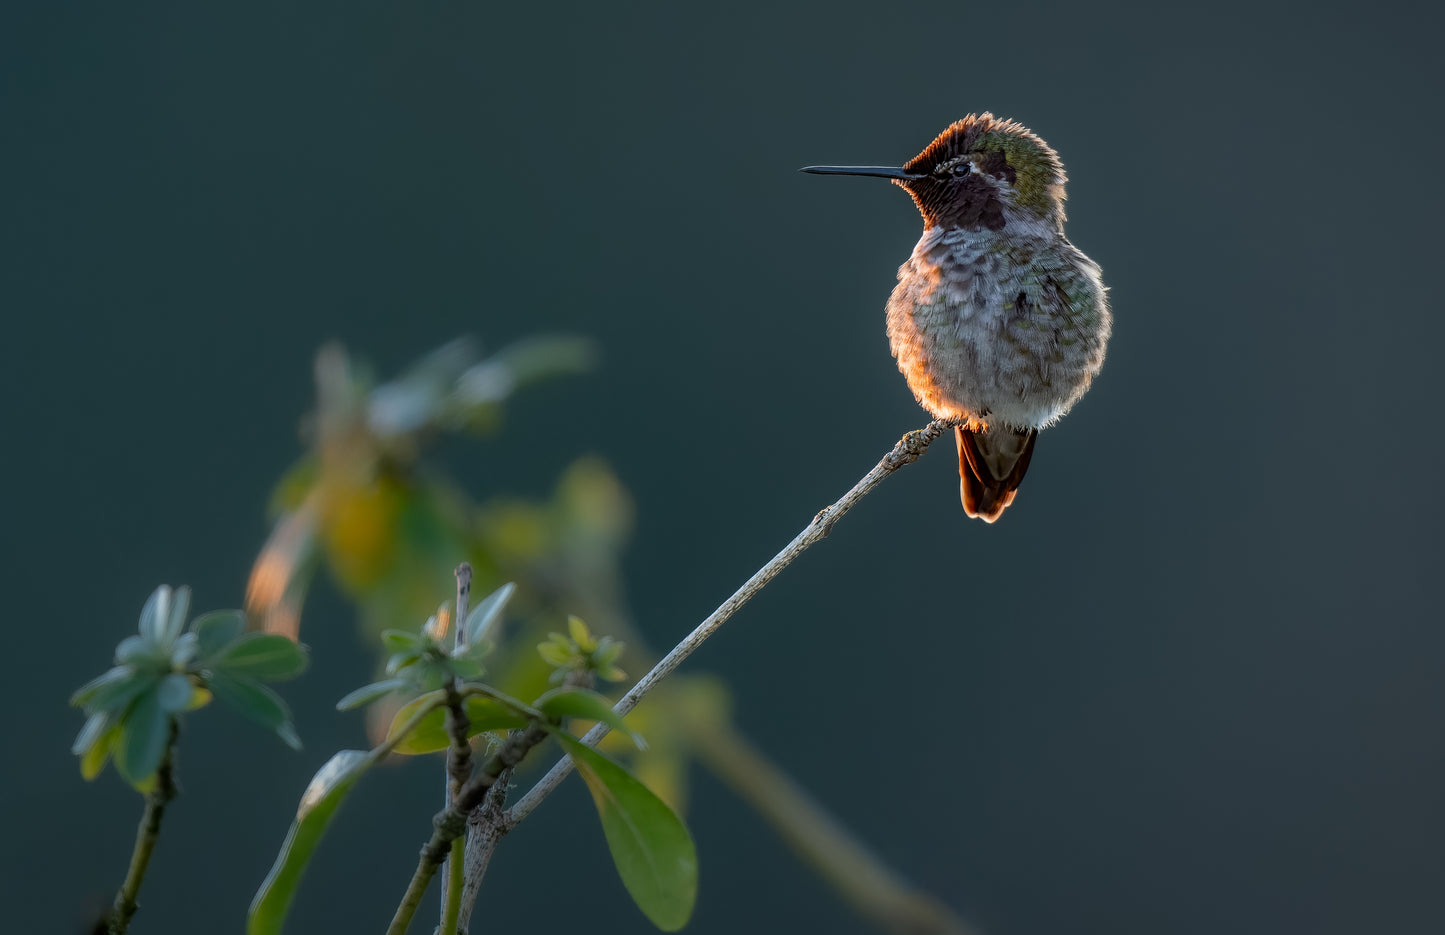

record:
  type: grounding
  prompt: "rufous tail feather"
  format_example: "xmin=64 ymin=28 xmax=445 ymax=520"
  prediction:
xmin=955 ymin=425 xmax=1037 ymax=523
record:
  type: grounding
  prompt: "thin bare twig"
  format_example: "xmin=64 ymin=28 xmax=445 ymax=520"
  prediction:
xmin=456 ymin=773 xmax=511 ymax=933
xmin=440 ymin=562 xmax=475 ymax=932
xmin=503 ymin=421 xmax=949 ymax=828
xmin=386 ymin=724 xmax=551 ymax=935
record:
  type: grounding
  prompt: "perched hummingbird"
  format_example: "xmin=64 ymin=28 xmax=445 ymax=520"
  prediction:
xmin=804 ymin=113 xmax=1111 ymax=522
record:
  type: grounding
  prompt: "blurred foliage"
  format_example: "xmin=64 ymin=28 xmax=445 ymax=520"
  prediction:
xmin=244 ymin=336 xmax=676 ymax=767
xmin=72 ymin=585 xmax=309 ymax=790
xmin=251 ymin=586 xmax=690 ymax=935
xmin=538 ymin=615 xmax=627 ymax=684
xmin=242 ymin=337 xmax=966 ymax=935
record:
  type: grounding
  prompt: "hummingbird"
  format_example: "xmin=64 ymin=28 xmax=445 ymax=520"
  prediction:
xmin=803 ymin=113 xmax=1111 ymax=522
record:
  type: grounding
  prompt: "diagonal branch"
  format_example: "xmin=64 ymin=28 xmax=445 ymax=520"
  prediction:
xmin=503 ymin=420 xmax=950 ymax=828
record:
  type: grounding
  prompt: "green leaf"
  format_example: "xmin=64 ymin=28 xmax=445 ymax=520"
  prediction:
xmin=486 ymin=334 xmax=597 ymax=390
xmin=210 ymin=673 xmax=302 ymax=750
xmin=334 ymin=678 xmax=409 ymax=711
xmin=160 ymin=586 xmax=191 ymax=645
xmin=386 ymin=692 xmax=529 ymax=755
xmin=192 ymin=610 xmax=246 ymax=659
xmin=170 ymin=632 xmax=199 ymax=666
xmin=212 ymin=634 xmax=309 ymax=681
xmin=381 ymin=629 xmax=424 ymax=653
xmin=81 ymin=718 xmax=122 ymax=780
xmin=459 ymin=638 xmax=494 ymax=664
xmin=84 ymin=668 xmax=155 ymax=714
xmin=537 ymin=641 xmax=573 ymax=667
xmin=567 ymin=615 xmax=594 ymax=650
xmin=447 ymin=657 xmax=485 ymax=681
xmin=463 ymin=582 xmax=515 ymax=646
xmin=595 ymin=638 xmax=623 ymax=668
xmin=71 ymin=666 xmax=136 ymax=708
xmin=71 ymin=710 xmax=111 ymax=756
xmin=117 ymin=688 xmax=171 ymax=787
xmin=138 ymin=585 xmax=171 ymax=642
xmin=552 ymin=733 xmax=697 ymax=930
xmin=248 ymin=749 xmax=375 ymax=935
xmin=535 ymin=688 xmax=646 ymax=749
xmin=384 ymin=650 xmax=423 ymax=675
xmin=157 ymin=673 xmax=196 ymax=712
xmin=116 ymin=635 xmax=161 ymax=666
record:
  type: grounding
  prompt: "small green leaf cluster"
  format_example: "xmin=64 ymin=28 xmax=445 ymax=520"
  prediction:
xmin=336 ymin=582 xmax=515 ymax=710
xmin=71 ymin=585 xmax=309 ymax=789
xmin=250 ymin=574 xmax=696 ymax=935
xmin=538 ymin=615 xmax=626 ymax=684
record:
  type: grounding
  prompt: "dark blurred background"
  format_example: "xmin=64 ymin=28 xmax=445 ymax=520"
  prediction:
xmin=4 ymin=1 xmax=1443 ymax=933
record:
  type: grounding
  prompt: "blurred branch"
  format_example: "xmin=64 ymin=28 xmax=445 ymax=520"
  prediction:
xmin=689 ymin=716 xmax=975 ymax=935
xmin=105 ymin=719 xmax=180 ymax=935
xmin=505 ymin=421 xmax=950 ymax=828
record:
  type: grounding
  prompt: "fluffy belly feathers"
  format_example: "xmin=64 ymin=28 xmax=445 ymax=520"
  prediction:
xmin=885 ymin=230 xmax=1110 ymax=431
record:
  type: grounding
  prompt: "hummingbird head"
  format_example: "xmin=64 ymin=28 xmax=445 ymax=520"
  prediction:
xmin=802 ymin=113 xmax=1068 ymax=232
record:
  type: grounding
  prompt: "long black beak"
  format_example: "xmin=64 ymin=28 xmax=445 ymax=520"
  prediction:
xmin=799 ymin=165 xmax=925 ymax=180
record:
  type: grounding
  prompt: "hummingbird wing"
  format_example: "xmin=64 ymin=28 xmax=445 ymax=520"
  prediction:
xmin=955 ymin=425 xmax=1037 ymax=523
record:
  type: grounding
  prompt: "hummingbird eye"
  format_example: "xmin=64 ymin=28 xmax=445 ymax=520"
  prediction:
xmin=934 ymin=159 xmax=972 ymax=179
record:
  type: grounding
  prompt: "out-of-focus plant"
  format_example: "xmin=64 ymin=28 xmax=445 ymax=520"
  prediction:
xmin=73 ymin=336 xmax=969 ymax=935
xmin=249 ymin=578 xmax=695 ymax=935
xmin=71 ymin=585 xmax=307 ymax=934
xmin=243 ymin=337 xmax=969 ymax=935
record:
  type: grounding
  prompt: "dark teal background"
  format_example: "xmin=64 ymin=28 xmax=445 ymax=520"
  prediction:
xmin=5 ymin=2 xmax=1443 ymax=933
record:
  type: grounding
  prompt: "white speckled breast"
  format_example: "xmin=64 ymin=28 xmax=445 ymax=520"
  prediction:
xmin=885 ymin=224 xmax=1110 ymax=431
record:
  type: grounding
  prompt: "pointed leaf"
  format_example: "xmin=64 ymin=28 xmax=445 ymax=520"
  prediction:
xmin=567 ymin=615 xmax=593 ymax=650
xmin=210 ymin=673 xmax=302 ymax=750
xmin=138 ymin=586 xmax=170 ymax=642
xmin=117 ymin=689 xmax=170 ymax=786
xmin=386 ymin=692 xmax=529 ymax=755
xmin=81 ymin=719 xmax=122 ymax=780
xmin=248 ymin=750 xmax=375 ymax=935
xmin=160 ymin=586 xmax=191 ymax=645
xmin=276 ymin=722 xmax=302 ymax=750
xmin=463 ymin=582 xmax=515 ymax=646
xmin=72 ymin=710 xmax=111 ymax=756
xmin=535 ymin=688 xmax=646 ymax=749
xmin=385 ymin=650 xmax=423 ymax=676
xmin=213 ymin=634 xmax=309 ymax=681
xmin=71 ymin=666 xmax=136 ymax=708
xmin=81 ymin=668 xmax=154 ymax=715
xmin=552 ymin=733 xmax=697 ymax=930
xmin=335 ymin=678 xmax=408 ymax=711
xmin=192 ymin=610 xmax=246 ymax=659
